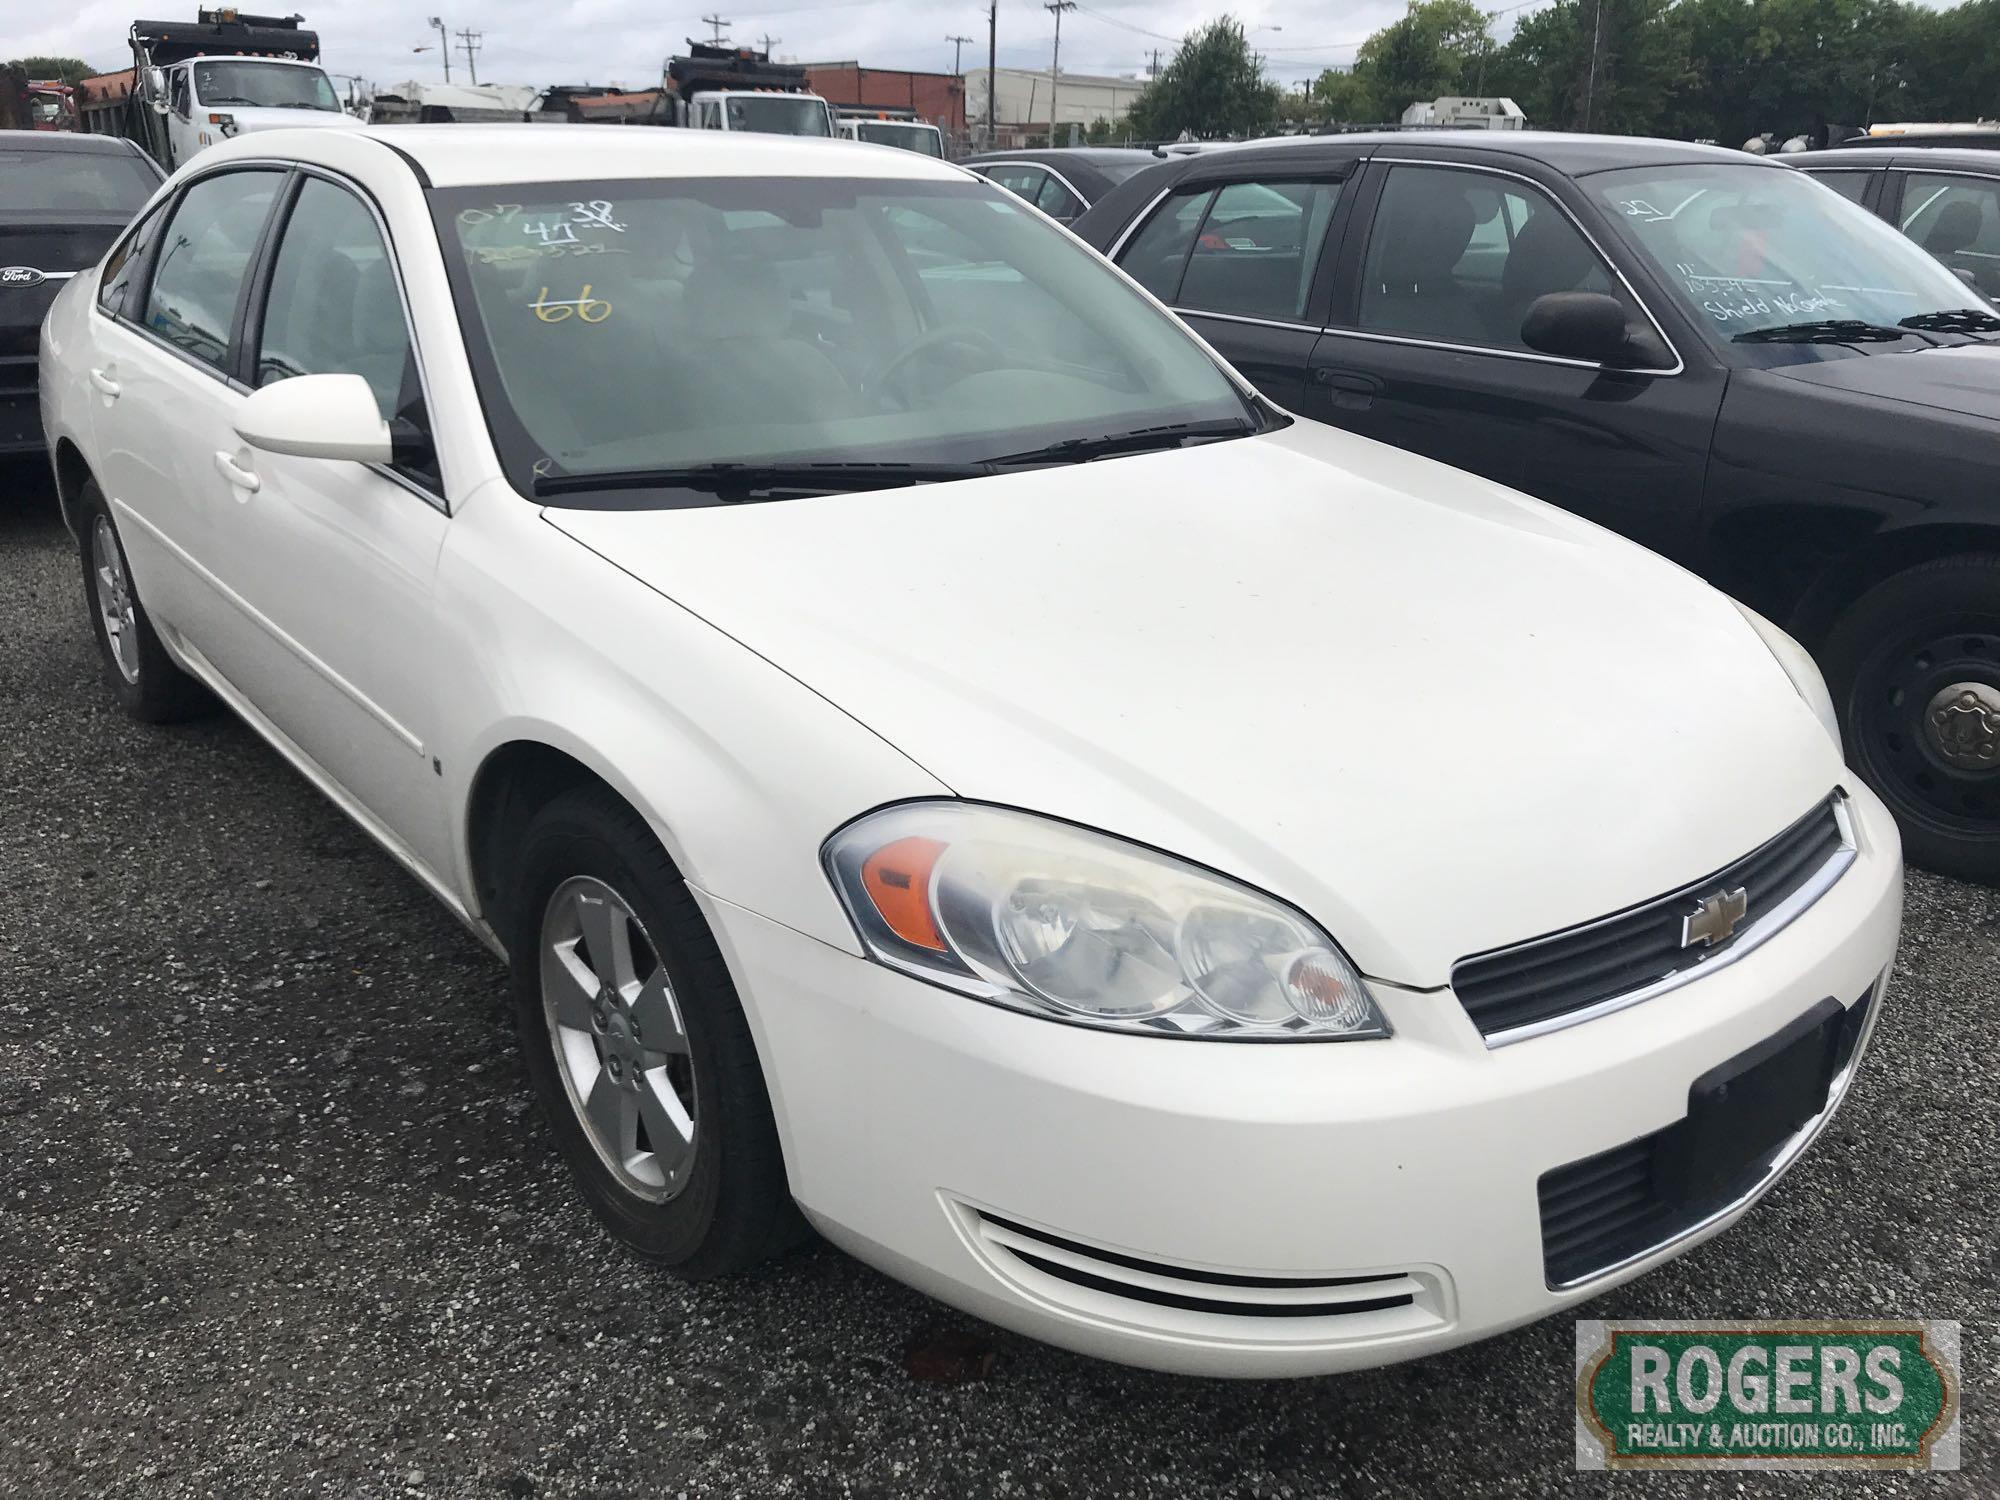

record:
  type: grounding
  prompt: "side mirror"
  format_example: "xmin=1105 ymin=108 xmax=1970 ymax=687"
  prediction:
xmin=1521 ymin=291 xmax=1633 ymax=365
xmin=235 ymin=374 xmax=393 ymax=463
xmin=147 ymin=68 xmax=168 ymax=107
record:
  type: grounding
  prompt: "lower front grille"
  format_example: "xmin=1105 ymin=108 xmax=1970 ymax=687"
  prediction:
xmin=1454 ymin=793 xmax=1853 ymax=1043
xmin=1538 ymin=985 xmax=1875 ymax=1287
xmin=956 ymin=1203 xmax=1451 ymax=1342
xmin=0 ymin=355 xmax=37 ymax=398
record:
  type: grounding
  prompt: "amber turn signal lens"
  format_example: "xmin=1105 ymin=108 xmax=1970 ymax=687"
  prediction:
xmin=860 ymin=836 xmax=948 ymax=951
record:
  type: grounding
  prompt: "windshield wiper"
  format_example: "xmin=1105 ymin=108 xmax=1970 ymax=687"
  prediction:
xmin=985 ymin=417 xmax=1258 ymax=468
xmin=531 ymin=460 xmax=993 ymax=500
xmin=1898 ymin=308 xmax=2000 ymax=335
xmin=1734 ymin=319 xmax=1923 ymax=345
xmin=203 ymin=95 xmax=259 ymax=105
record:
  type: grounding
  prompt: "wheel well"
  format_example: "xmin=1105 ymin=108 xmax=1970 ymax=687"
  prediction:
xmin=51 ymin=438 xmax=92 ymax=537
xmin=465 ymin=741 xmax=637 ymax=950
xmin=1786 ymin=525 xmax=2000 ymax=649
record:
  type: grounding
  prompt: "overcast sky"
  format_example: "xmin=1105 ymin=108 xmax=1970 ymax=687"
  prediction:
xmin=2 ymin=0 xmax=1552 ymax=92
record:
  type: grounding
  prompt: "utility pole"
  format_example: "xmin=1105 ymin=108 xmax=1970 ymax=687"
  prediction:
xmin=455 ymin=27 xmax=482 ymax=86
xmin=757 ymin=31 xmax=780 ymax=55
xmin=946 ymin=33 xmax=973 ymax=75
xmin=985 ymin=0 xmax=997 ymax=149
xmin=427 ymin=16 xmax=450 ymax=81
xmin=1045 ymin=0 xmax=1074 ymax=148
xmin=701 ymin=13 xmax=731 ymax=44
xmin=1148 ymin=47 xmax=1161 ymax=78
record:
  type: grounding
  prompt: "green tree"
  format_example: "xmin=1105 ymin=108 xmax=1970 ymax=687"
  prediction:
xmin=7 ymin=55 xmax=95 ymax=84
xmin=1308 ymin=66 xmax=1376 ymax=123
xmin=1352 ymin=0 xmax=1496 ymax=118
xmin=1125 ymin=17 xmax=1284 ymax=140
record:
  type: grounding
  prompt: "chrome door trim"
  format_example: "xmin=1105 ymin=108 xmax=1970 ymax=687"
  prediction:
xmin=1181 ymin=307 xmax=1321 ymax=335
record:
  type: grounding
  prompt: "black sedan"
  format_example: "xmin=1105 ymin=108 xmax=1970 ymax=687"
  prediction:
xmin=1796 ymin=146 xmax=2000 ymax=301
xmin=1072 ymin=131 xmax=2000 ymax=878
xmin=957 ymin=148 xmax=1159 ymax=224
xmin=2 ymin=132 xmax=163 ymax=456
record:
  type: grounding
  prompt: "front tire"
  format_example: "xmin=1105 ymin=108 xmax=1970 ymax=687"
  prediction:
xmin=506 ymin=786 xmax=801 ymax=1276
xmin=1823 ymin=554 xmax=2000 ymax=881
xmin=75 ymin=479 xmax=210 ymax=723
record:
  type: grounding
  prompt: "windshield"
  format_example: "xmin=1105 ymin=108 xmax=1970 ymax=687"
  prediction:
xmin=854 ymin=122 xmax=944 ymax=157
xmin=191 ymin=60 xmax=340 ymax=112
xmin=723 ymin=94 xmax=831 ymax=137
xmin=433 ymin=177 xmax=1257 ymax=503
xmin=1095 ymin=160 xmax=1152 ymax=186
xmin=1586 ymin=163 xmax=1988 ymax=360
xmin=0 ymin=150 xmax=158 ymax=212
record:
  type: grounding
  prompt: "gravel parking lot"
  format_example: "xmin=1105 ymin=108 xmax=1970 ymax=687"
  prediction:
xmin=1 ymin=459 xmax=1992 ymax=1500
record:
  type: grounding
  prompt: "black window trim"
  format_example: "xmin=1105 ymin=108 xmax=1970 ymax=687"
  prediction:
xmin=243 ymin=162 xmax=449 ymax=513
xmin=94 ymin=155 xmax=449 ymax=514
xmin=96 ymin=159 xmax=294 ymax=390
xmin=1326 ymin=156 xmax=1685 ymax=377
xmin=1107 ymin=168 xmax=1358 ymax=333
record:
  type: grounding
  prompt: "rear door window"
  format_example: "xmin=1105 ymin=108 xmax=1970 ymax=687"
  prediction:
xmin=1114 ymin=185 xmax=1215 ymax=301
xmin=1177 ymin=178 xmax=1343 ymax=322
xmin=1811 ymin=170 xmax=1873 ymax=205
xmin=1034 ymin=173 xmax=1085 ymax=221
xmin=140 ymin=169 xmax=284 ymax=372
xmin=98 ymin=202 xmax=169 ymax=319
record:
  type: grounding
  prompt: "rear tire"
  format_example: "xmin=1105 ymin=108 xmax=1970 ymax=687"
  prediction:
xmin=75 ymin=478 xmax=210 ymax=723
xmin=506 ymin=785 xmax=804 ymax=1276
xmin=1822 ymin=554 xmax=2000 ymax=881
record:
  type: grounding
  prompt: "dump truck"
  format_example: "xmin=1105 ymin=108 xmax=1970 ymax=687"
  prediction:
xmin=665 ymin=43 xmax=835 ymax=137
xmin=121 ymin=9 xmax=360 ymax=168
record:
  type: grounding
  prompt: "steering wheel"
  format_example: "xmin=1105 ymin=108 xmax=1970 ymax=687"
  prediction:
xmin=870 ymin=324 xmax=1007 ymax=405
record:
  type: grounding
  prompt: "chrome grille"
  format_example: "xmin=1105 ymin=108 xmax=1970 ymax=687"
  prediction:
xmin=1454 ymin=793 xmax=1852 ymax=1043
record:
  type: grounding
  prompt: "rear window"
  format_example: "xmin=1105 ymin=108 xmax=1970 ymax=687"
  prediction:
xmin=0 ymin=150 xmax=159 ymax=215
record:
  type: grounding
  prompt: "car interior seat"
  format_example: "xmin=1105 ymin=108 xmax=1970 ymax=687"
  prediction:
xmin=1363 ymin=189 xmax=1478 ymax=339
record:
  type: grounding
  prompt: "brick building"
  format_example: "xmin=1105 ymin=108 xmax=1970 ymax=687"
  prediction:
xmin=803 ymin=63 xmax=965 ymax=140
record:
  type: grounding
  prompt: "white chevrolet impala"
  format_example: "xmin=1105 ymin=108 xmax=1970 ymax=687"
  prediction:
xmin=40 ymin=126 xmax=1901 ymax=1377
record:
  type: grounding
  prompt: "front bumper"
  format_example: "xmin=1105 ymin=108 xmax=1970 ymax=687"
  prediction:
xmin=0 ymin=362 xmax=42 ymax=454
xmin=699 ymin=782 xmax=1903 ymax=1378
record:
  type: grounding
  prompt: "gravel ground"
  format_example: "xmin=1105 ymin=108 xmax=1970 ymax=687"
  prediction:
xmin=1 ymin=459 xmax=1993 ymax=1500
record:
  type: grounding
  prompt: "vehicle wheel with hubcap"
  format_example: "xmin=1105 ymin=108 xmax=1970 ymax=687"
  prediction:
xmin=1822 ymin=554 xmax=2000 ymax=881
xmin=75 ymin=478 xmax=210 ymax=722
xmin=507 ymin=786 xmax=802 ymax=1274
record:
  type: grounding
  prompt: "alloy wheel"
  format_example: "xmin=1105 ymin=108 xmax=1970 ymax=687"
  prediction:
xmin=91 ymin=515 xmax=140 ymax=685
xmin=538 ymin=875 xmax=698 ymax=1202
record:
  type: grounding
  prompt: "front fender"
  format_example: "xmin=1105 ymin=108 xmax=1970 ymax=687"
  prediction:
xmin=433 ymin=493 xmax=950 ymax=955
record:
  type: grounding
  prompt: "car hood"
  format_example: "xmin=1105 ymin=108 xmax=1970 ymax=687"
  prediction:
xmin=548 ymin=423 xmax=1844 ymax=987
xmin=1767 ymin=341 xmax=2000 ymax=422
xmin=218 ymin=108 xmax=364 ymax=134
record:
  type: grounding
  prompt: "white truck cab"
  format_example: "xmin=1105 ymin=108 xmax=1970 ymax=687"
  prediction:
xmin=838 ymin=117 xmax=946 ymax=157
xmin=154 ymin=54 xmax=360 ymax=163
xmin=685 ymin=89 xmax=836 ymax=137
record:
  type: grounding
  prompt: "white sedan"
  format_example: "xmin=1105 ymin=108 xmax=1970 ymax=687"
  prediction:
xmin=40 ymin=125 xmax=1901 ymax=1378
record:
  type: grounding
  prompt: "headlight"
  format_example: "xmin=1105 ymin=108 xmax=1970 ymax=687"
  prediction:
xmin=1733 ymin=602 xmax=1841 ymax=752
xmin=823 ymin=803 xmax=1389 ymax=1041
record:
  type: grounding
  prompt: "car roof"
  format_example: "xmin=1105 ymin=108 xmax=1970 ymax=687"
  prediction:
xmin=0 ymin=132 xmax=150 ymax=158
xmin=202 ymin=123 xmax=969 ymax=188
xmin=1796 ymin=146 xmax=2000 ymax=172
xmin=960 ymin=148 xmax=1156 ymax=167
xmin=1161 ymin=130 xmax=1776 ymax=177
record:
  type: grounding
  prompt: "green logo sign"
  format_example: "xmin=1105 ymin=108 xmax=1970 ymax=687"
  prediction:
xmin=1576 ymin=1321 xmax=1961 ymax=1471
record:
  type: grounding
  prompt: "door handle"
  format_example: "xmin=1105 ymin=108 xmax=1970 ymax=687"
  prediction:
xmin=89 ymin=368 xmax=121 ymax=398
xmin=213 ymin=451 xmax=261 ymax=493
xmin=1311 ymin=368 xmax=1381 ymax=411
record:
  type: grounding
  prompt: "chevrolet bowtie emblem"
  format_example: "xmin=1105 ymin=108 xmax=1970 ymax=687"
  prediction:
xmin=1682 ymin=886 xmax=1749 ymax=948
